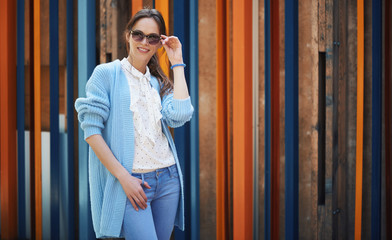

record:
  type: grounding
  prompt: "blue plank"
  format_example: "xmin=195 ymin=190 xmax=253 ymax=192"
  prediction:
xmin=49 ymin=0 xmax=60 ymax=238
xmin=371 ymin=0 xmax=382 ymax=239
xmin=173 ymin=1 xmax=189 ymax=239
xmin=264 ymin=0 xmax=271 ymax=239
xmin=188 ymin=1 xmax=200 ymax=239
xmin=66 ymin=0 xmax=75 ymax=238
xmin=284 ymin=0 xmax=299 ymax=239
xmin=78 ymin=0 xmax=96 ymax=239
xmin=17 ymin=0 xmax=26 ymax=238
xmin=173 ymin=1 xmax=199 ymax=239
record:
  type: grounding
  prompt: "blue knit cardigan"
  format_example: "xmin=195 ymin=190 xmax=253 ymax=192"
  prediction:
xmin=75 ymin=60 xmax=194 ymax=238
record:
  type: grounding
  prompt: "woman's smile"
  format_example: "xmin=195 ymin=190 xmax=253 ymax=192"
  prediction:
xmin=137 ymin=46 xmax=150 ymax=53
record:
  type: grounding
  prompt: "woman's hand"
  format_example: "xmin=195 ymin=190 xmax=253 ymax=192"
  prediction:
xmin=118 ymin=173 xmax=151 ymax=211
xmin=161 ymin=35 xmax=183 ymax=65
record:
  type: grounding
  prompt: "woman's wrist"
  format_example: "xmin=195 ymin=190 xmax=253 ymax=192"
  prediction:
xmin=171 ymin=63 xmax=186 ymax=69
xmin=170 ymin=57 xmax=184 ymax=66
xmin=116 ymin=168 xmax=131 ymax=183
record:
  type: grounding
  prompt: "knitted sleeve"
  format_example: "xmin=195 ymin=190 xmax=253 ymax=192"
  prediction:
xmin=161 ymin=93 xmax=194 ymax=128
xmin=75 ymin=65 xmax=111 ymax=139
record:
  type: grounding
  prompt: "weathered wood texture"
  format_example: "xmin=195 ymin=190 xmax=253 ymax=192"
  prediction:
xmin=258 ymin=0 xmax=266 ymax=238
xmin=298 ymin=0 xmax=319 ymax=239
xmin=99 ymin=0 xmax=132 ymax=64
xmin=362 ymin=0 xmax=373 ymax=238
xmin=332 ymin=0 xmax=348 ymax=238
xmin=346 ymin=0 xmax=358 ymax=238
xmin=199 ymin=0 xmax=217 ymax=239
xmin=319 ymin=0 xmax=334 ymax=239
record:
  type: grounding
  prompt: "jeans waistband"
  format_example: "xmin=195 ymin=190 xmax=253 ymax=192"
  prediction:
xmin=132 ymin=164 xmax=177 ymax=181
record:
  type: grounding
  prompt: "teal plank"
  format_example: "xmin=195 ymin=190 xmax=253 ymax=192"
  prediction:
xmin=173 ymin=1 xmax=199 ymax=239
xmin=78 ymin=0 xmax=96 ymax=239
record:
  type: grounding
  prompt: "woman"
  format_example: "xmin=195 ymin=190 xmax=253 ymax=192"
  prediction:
xmin=75 ymin=8 xmax=193 ymax=239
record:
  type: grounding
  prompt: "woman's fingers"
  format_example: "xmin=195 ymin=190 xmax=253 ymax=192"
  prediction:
xmin=160 ymin=35 xmax=181 ymax=48
xmin=143 ymin=181 xmax=151 ymax=189
xmin=128 ymin=196 xmax=139 ymax=211
xmin=136 ymin=193 xmax=148 ymax=208
xmin=131 ymin=191 xmax=147 ymax=210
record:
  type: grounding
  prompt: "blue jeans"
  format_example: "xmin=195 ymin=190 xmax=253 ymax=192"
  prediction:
xmin=122 ymin=164 xmax=180 ymax=240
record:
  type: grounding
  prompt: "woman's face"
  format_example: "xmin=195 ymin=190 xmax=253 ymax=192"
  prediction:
xmin=128 ymin=17 xmax=161 ymax=64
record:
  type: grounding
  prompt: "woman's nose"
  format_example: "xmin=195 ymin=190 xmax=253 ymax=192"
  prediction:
xmin=141 ymin=37 xmax=149 ymax=45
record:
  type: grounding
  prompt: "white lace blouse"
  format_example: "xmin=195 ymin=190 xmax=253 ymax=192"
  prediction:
xmin=120 ymin=58 xmax=175 ymax=173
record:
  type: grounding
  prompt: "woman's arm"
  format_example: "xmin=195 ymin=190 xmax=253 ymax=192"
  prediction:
xmin=86 ymin=134 xmax=150 ymax=211
xmin=161 ymin=35 xmax=190 ymax=99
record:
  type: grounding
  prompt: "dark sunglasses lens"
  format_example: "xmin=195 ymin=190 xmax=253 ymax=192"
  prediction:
xmin=132 ymin=31 xmax=144 ymax=42
xmin=148 ymin=35 xmax=161 ymax=45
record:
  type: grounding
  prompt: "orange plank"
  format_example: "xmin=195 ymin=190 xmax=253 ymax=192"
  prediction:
xmin=232 ymin=0 xmax=253 ymax=239
xmin=33 ymin=0 xmax=42 ymax=238
xmin=132 ymin=0 xmax=143 ymax=16
xmin=216 ymin=0 xmax=229 ymax=239
xmin=0 ymin=0 xmax=18 ymax=238
xmin=355 ymin=0 xmax=364 ymax=239
xmin=226 ymin=0 xmax=232 ymax=234
xmin=155 ymin=0 xmax=170 ymax=77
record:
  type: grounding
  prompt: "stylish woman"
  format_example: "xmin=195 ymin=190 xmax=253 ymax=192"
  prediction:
xmin=75 ymin=9 xmax=193 ymax=239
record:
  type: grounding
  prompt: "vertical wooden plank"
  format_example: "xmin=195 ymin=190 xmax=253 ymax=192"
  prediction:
xmin=99 ymin=0 xmax=108 ymax=63
xmin=232 ymin=0 xmax=253 ymax=239
xmin=17 ymin=0 xmax=27 ymax=238
xmin=321 ymin=0 xmax=334 ymax=238
xmin=298 ymin=1 xmax=319 ymax=239
xmin=384 ymin=0 xmax=391 ymax=239
xmin=173 ymin=1 xmax=200 ymax=239
xmin=66 ymin=0 xmax=75 ymax=238
xmin=361 ymin=2 xmax=372 ymax=238
xmin=371 ymin=0 xmax=382 ymax=239
xmin=189 ymin=0 xmax=200 ymax=236
xmin=49 ymin=0 xmax=60 ymax=238
xmin=173 ymin=2 xmax=190 ymax=240
xmin=264 ymin=0 xmax=272 ymax=238
xmin=155 ymin=0 xmax=170 ymax=78
xmin=78 ymin=0 xmax=96 ymax=239
xmin=33 ymin=0 xmax=43 ymax=238
xmin=252 ymin=0 xmax=260 ymax=239
xmin=216 ymin=0 xmax=229 ymax=239
xmin=284 ymin=0 xmax=299 ymax=239
xmin=199 ymin=0 xmax=217 ymax=238
xmin=355 ymin=0 xmax=364 ymax=239
xmin=0 ymin=0 xmax=18 ymax=238
xmin=189 ymin=1 xmax=200 ymax=238
xmin=226 ymin=1 xmax=233 ymax=237
xmin=319 ymin=0 xmax=326 ymax=52
xmin=29 ymin=0 xmax=37 ymax=237
xmin=332 ymin=0 xmax=348 ymax=238
xmin=271 ymin=0 xmax=280 ymax=238
xmin=132 ymin=0 xmax=143 ymax=16
xmin=258 ymin=0 xmax=266 ymax=238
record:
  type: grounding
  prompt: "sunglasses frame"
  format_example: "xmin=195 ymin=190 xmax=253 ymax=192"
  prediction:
xmin=130 ymin=30 xmax=162 ymax=45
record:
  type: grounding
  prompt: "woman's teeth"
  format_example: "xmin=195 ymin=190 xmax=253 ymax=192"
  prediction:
xmin=138 ymin=47 xmax=149 ymax=53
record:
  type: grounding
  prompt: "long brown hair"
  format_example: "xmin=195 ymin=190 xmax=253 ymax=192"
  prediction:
xmin=124 ymin=9 xmax=173 ymax=97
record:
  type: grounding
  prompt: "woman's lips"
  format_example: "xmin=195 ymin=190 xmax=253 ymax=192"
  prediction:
xmin=137 ymin=47 xmax=150 ymax=53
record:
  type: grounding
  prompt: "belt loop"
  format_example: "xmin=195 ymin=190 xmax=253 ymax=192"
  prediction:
xmin=141 ymin=174 xmax=145 ymax=186
xmin=168 ymin=165 xmax=174 ymax=177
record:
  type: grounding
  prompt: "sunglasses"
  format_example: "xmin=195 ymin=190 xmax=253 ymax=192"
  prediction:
xmin=130 ymin=30 xmax=161 ymax=45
